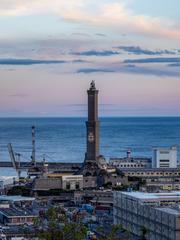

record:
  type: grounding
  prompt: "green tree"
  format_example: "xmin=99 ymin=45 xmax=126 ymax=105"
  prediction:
xmin=63 ymin=222 xmax=87 ymax=240
xmin=140 ymin=226 xmax=149 ymax=240
xmin=97 ymin=224 xmax=129 ymax=240
xmin=34 ymin=207 xmax=87 ymax=240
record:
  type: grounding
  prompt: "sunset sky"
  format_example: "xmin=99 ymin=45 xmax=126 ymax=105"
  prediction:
xmin=0 ymin=0 xmax=180 ymax=117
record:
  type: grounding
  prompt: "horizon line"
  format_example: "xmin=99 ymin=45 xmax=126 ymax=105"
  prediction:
xmin=0 ymin=115 xmax=180 ymax=119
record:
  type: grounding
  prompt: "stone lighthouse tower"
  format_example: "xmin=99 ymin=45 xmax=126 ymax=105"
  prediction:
xmin=84 ymin=80 xmax=100 ymax=164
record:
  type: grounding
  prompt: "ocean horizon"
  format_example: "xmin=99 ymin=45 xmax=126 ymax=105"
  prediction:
xmin=0 ymin=116 xmax=180 ymax=177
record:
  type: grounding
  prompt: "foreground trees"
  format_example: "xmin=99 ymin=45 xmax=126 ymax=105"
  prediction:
xmin=34 ymin=207 xmax=87 ymax=240
xmin=97 ymin=224 xmax=129 ymax=240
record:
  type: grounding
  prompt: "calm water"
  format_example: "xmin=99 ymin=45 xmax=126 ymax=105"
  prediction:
xmin=0 ymin=117 xmax=180 ymax=176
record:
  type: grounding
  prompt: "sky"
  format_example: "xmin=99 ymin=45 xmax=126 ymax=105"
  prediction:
xmin=0 ymin=0 xmax=180 ymax=117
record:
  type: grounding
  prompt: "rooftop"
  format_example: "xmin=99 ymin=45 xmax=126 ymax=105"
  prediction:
xmin=121 ymin=168 xmax=180 ymax=172
xmin=156 ymin=206 xmax=180 ymax=216
xmin=0 ymin=195 xmax=35 ymax=202
xmin=0 ymin=207 xmax=36 ymax=217
xmin=117 ymin=191 xmax=180 ymax=201
xmin=110 ymin=157 xmax=151 ymax=161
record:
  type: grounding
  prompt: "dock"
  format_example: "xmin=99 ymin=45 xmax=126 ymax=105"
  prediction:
xmin=0 ymin=161 xmax=83 ymax=173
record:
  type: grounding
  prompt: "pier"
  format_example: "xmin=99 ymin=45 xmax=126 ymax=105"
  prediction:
xmin=0 ymin=161 xmax=82 ymax=173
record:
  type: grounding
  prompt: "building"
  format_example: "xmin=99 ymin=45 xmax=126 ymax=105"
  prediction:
xmin=152 ymin=146 xmax=177 ymax=168
xmin=33 ymin=177 xmax=62 ymax=191
xmin=33 ymin=175 xmax=83 ymax=191
xmin=113 ymin=191 xmax=180 ymax=240
xmin=82 ymin=81 xmax=104 ymax=176
xmin=0 ymin=207 xmax=37 ymax=225
xmin=74 ymin=190 xmax=113 ymax=206
xmin=110 ymin=153 xmax=151 ymax=169
xmin=84 ymin=80 xmax=100 ymax=164
xmin=83 ymin=176 xmax=97 ymax=189
xmin=0 ymin=195 xmax=37 ymax=226
xmin=120 ymin=168 xmax=180 ymax=190
xmin=62 ymin=175 xmax=83 ymax=190
xmin=0 ymin=195 xmax=35 ymax=208
xmin=121 ymin=168 xmax=180 ymax=178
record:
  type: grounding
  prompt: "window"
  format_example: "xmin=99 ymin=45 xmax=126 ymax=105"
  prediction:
xmin=66 ymin=183 xmax=70 ymax=190
xmin=76 ymin=182 xmax=80 ymax=189
xmin=160 ymin=151 xmax=169 ymax=154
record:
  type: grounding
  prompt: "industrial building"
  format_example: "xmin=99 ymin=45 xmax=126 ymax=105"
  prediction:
xmin=33 ymin=175 xmax=83 ymax=191
xmin=113 ymin=191 xmax=180 ymax=240
xmin=110 ymin=155 xmax=151 ymax=169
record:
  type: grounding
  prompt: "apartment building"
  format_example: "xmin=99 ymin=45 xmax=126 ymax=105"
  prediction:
xmin=113 ymin=191 xmax=180 ymax=240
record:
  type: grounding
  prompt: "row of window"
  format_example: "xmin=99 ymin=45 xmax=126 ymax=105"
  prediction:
xmin=116 ymin=164 xmax=146 ymax=168
xmin=127 ymin=172 xmax=180 ymax=176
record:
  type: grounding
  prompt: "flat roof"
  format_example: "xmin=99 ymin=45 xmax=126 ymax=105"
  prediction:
xmin=0 ymin=207 xmax=37 ymax=217
xmin=156 ymin=206 xmax=180 ymax=216
xmin=0 ymin=195 xmax=35 ymax=202
xmin=117 ymin=191 xmax=180 ymax=200
xmin=121 ymin=168 xmax=180 ymax=172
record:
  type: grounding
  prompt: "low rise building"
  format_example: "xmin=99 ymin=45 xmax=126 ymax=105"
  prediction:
xmin=62 ymin=175 xmax=83 ymax=190
xmin=33 ymin=177 xmax=62 ymax=191
xmin=0 ymin=195 xmax=35 ymax=208
xmin=121 ymin=168 xmax=180 ymax=178
xmin=113 ymin=191 xmax=180 ymax=240
xmin=110 ymin=150 xmax=151 ymax=169
xmin=0 ymin=195 xmax=37 ymax=226
xmin=121 ymin=168 xmax=180 ymax=190
xmin=33 ymin=175 xmax=83 ymax=191
xmin=83 ymin=176 xmax=97 ymax=189
xmin=74 ymin=190 xmax=113 ymax=205
xmin=0 ymin=207 xmax=37 ymax=225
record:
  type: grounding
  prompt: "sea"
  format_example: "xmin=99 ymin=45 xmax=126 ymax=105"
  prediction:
xmin=0 ymin=117 xmax=180 ymax=178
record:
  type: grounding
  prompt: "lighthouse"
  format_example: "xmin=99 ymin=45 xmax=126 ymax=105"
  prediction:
xmin=84 ymin=80 xmax=100 ymax=164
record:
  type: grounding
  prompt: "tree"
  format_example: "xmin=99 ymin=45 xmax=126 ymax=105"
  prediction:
xmin=34 ymin=207 xmax=87 ymax=240
xmin=140 ymin=226 xmax=149 ymax=240
xmin=97 ymin=224 xmax=129 ymax=240
xmin=63 ymin=222 xmax=87 ymax=240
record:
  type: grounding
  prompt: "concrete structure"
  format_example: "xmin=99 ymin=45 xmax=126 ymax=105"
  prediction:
xmin=110 ymin=157 xmax=151 ymax=169
xmin=152 ymin=146 xmax=177 ymax=168
xmin=113 ymin=191 xmax=180 ymax=240
xmin=83 ymin=176 xmax=97 ymax=189
xmin=103 ymin=175 xmax=129 ymax=188
xmin=62 ymin=175 xmax=83 ymax=190
xmin=74 ymin=190 xmax=113 ymax=205
xmin=33 ymin=177 xmax=62 ymax=191
xmin=33 ymin=175 xmax=83 ymax=191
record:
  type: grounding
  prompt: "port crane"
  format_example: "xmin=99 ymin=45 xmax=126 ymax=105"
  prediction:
xmin=7 ymin=126 xmax=44 ymax=179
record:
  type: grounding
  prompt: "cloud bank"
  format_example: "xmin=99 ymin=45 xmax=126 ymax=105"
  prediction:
xmin=116 ymin=46 xmax=176 ymax=55
xmin=0 ymin=0 xmax=180 ymax=40
xmin=72 ymin=50 xmax=120 ymax=57
xmin=0 ymin=58 xmax=66 ymax=65
xmin=124 ymin=57 xmax=180 ymax=64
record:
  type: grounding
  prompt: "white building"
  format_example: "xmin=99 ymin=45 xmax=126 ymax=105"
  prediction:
xmin=113 ymin=191 xmax=180 ymax=240
xmin=109 ymin=150 xmax=151 ymax=169
xmin=152 ymin=146 xmax=177 ymax=168
xmin=62 ymin=175 xmax=83 ymax=190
